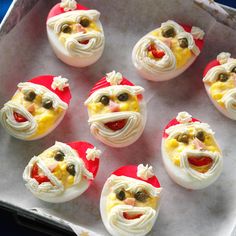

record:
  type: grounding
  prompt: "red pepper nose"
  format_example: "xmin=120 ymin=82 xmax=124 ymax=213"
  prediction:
xmin=124 ymin=198 xmax=136 ymax=206
xmin=109 ymin=100 xmax=120 ymax=112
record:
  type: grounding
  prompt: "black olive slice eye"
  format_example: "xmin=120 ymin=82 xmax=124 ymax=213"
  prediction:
xmin=66 ymin=164 xmax=76 ymax=176
xmin=116 ymin=189 xmax=126 ymax=201
xmin=218 ymin=73 xmax=228 ymax=82
xmin=42 ymin=99 xmax=53 ymax=109
xmin=134 ymin=191 xmax=149 ymax=202
xmin=178 ymin=38 xmax=188 ymax=48
xmin=117 ymin=93 xmax=129 ymax=101
xmin=196 ymin=131 xmax=205 ymax=142
xmin=176 ymin=133 xmax=189 ymax=144
xmin=80 ymin=17 xmax=90 ymax=27
xmin=24 ymin=90 xmax=36 ymax=102
xmin=99 ymin=95 xmax=110 ymax=106
xmin=231 ymin=67 xmax=236 ymax=73
xmin=61 ymin=24 xmax=72 ymax=33
xmin=54 ymin=151 xmax=65 ymax=161
xmin=162 ymin=27 xmax=176 ymax=38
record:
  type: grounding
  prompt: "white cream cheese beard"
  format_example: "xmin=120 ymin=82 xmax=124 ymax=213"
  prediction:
xmin=203 ymin=60 xmax=236 ymax=120
xmin=88 ymin=108 xmax=146 ymax=148
xmin=132 ymin=20 xmax=200 ymax=81
xmin=161 ymin=122 xmax=223 ymax=189
xmin=47 ymin=10 xmax=105 ymax=67
xmin=23 ymin=142 xmax=93 ymax=203
xmin=0 ymin=101 xmax=37 ymax=140
xmin=100 ymin=175 xmax=162 ymax=236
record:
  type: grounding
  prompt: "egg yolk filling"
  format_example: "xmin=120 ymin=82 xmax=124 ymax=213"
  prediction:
xmin=164 ymin=127 xmax=220 ymax=173
xmin=31 ymin=149 xmax=76 ymax=188
xmin=87 ymin=93 xmax=140 ymax=131
xmin=11 ymin=89 xmax=65 ymax=138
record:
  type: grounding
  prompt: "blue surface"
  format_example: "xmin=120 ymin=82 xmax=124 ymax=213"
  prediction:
xmin=0 ymin=0 xmax=12 ymax=22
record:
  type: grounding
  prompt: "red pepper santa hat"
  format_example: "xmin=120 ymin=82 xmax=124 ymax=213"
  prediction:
xmin=85 ymin=71 xmax=144 ymax=105
xmin=111 ymin=164 xmax=161 ymax=189
xmin=67 ymin=141 xmax=100 ymax=178
xmin=47 ymin=0 xmax=100 ymax=23
xmin=203 ymin=52 xmax=233 ymax=77
xmin=18 ymin=75 xmax=72 ymax=107
xmin=163 ymin=112 xmax=201 ymax=138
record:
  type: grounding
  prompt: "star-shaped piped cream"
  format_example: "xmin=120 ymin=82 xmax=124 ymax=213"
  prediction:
xmin=51 ymin=76 xmax=69 ymax=91
xmin=60 ymin=0 xmax=77 ymax=11
xmin=137 ymin=164 xmax=154 ymax=180
xmin=106 ymin=70 xmax=123 ymax=85
xmin=86 ymin=147 xmax=101 ymax=161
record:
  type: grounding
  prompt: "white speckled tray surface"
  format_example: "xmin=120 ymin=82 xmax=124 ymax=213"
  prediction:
xmin=0 ymin=0 xmax=236 ymax=235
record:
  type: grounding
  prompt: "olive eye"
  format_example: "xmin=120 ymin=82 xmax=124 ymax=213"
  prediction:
xmin=24 ymin=90 xmax=36 ymax=102
xmin=196 ymin=131 xmax=205 ymax=142
xmin=61 ymin=24 xmax=72 ymax=33
xmin=99 ymin=95 xmax=110 ymax=105
xmin=118 ymin=93 xmax=129 ymax=102
xmin=54 ymin=151 xmax=65 ymax=161
xmin=134 ymin=191 xmax=149 ymax=202
xmin=218 ymin=73 xmax=228 ymax=82
xmin=178 ymin=38 xmax=188 ymax=48
xmin=116 ymin=190 xmax=126 ymax=201
xmin=80 ymin=17 xmax=90 ymax=27
xmin=42 ymin=99 xmax=53 ymax=109
xmin=162 ymin=26 xmax=176 ymax=38
xmin=176 ymin=133 xmax=189 ymax=144
xmin=66 ymin=164 xmax=76 ymax=176
xmin=231 ymin=67 xmax=236 ymax=73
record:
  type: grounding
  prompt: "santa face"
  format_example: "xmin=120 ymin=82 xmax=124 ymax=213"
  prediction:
xmin=203 ymin=53 xmax=236 ymax=120
xmin=23 ymin=141 xmax=100 ymax=203
xmin=161 ymin=112 xmax=223 ymax=189
xmin=84 ymin=72 xmax=146 ymax=148
xmin=0 ymin=79 xmax=69 ymax=140
xmin=132 ymin=20 xmax=204 ymax=81
xmin=47 ymin=7 xmax=105 ymax=67
xmin=100 ymin=166 xmax=162 ymax=236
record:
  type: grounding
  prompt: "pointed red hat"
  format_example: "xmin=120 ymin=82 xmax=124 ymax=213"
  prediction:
xmin=28 ymin=75 xmax=71 ymax=105
xmin=112 ymin=165 xmax=160 ymax=188
xmin=67 ymin=141 xmax=100 ymax=178
xmin=163 ymin=112 xmax=200 ymax=138
xmin=47 ymin=0 xmax=89 ymax=21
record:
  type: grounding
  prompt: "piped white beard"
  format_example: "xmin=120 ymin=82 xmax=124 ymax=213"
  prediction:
xmin=23 ymin=142 xmax=93 ymax=203
xmin=0 ymin=101 xmax=37 ymax=140
xmin=108 ymin=205 xmax=157 ymax=236
xmin=88 ymin=108 xmax=146 ymax=147
xmin=161 ymin=139 xmax=223 ymax=189
xmin=221 ymin=88 xmax=236 ymax=118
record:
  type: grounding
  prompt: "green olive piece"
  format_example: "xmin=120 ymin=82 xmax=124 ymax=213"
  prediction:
xmin=178 ymin=38 xmax=188 ymax=48
xmin=177 ymin=133 xmax=189 ymax=144
xmin=80 ymin=17 xmax=90 ymax=27
xmin=99 ymin=95 xmax=109 ymax=106
xmin=231 ymin=67 xmax=236 ymax=73
xmin=134 ymin=191 xmax=149 ymax=202
xmin=162 ymin=27 xmax=176 ymax=38
xmin=219 ymin=73 xmax=228 ymax=82
xmin=196 ymin=131 xmax=205 ymax=142
xmin=118 ymin=93 xmax=129 ymax=101
xmin=42 ymin=99 xmax=53 ymax=109
xmin=61 ymin=24 xmax=72 ymax=34
xmin=24 ymin=90 xmax=36 ymax=102
xmin=116 ymin=190 xmax=126 ymax=201
xmin=54 ymin=151 xmax=65 ymax=161
xmin=66 ymin=164 xmax=76 ymax=176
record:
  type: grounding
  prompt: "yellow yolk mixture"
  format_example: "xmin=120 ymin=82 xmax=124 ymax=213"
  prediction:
xmin=208 ymin=74 xmax=235 ymax=107
xmin=12 ymin=90 xmax=64 ymax=139
xmin=164 ymin=127 xmax=220 ymax=173
xmin=150 ymin=29 xmax=192 ymax=69
xmin=87 ymin=94 xmax=140 ymax=117
xmin=106 ymin=191 xmax=159 ymax=213
xmin=38 ymin=149 xmax=75 ymax=188
xmin=58 ymin=20 xmax=101 ymax=45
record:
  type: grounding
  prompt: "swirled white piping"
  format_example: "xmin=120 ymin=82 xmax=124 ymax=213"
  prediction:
xmin=23 ymin=142 xmax=93 ymax=199
xmin=108 ymin=205 xmax=157 ymax=236
xmin=221 ymin=88 xmax=236 ymax=117
xmin=18 ymin=82 xmax=68 ymax=109
xmin=161 ymin=20 xmax=185 ymax=34
xmin=0 ymin=101 xmax=38 ymax=140
xmin=133 ymin=35 xmax=176 ymax=73
xmin=180 ymin=150 xmax=222 ymax=181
